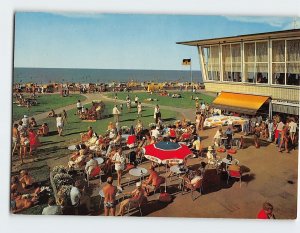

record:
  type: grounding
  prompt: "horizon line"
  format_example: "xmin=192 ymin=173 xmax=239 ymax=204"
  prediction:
xmin=14 ymin=66 xmax=201 ymax=71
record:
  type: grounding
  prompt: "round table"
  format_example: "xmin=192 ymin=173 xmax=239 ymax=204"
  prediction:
xmin=68 ymin=145 xmax=77 ymax=151
xmin=170 ymin=165 xmax=188 ymax=175
xmin=95 ymin=157 xmax=104 ymax=165
xmin=129 ymin=167 xmax=148 ymax=182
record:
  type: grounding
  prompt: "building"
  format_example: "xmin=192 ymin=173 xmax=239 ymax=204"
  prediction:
xmin=177 ymin=29 xmax=300 ymax=116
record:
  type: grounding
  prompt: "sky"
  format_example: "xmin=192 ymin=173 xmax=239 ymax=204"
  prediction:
xmin=14 ymin=12 xmax=299 ymax=70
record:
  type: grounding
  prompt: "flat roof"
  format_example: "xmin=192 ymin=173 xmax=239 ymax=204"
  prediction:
xmin=176 ymin=29 xmax=300 ymax=46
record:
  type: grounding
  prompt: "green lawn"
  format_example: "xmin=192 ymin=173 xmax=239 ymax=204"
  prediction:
xmin=12 ymin=100 xmax=180 ymax=215
xmin=38 ymin=101 xmax=180 ymax=146
xmin=12 ymin=94 xmax=86 ymax=122
xmin=105 ymin=91 xmax=215 ymax=109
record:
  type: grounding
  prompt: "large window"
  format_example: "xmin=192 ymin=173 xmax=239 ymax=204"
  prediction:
xmin=222 ymin=43 xmax=242 ymax=82
xmin=244 ymin=41 xmax=268 ymax=84
xmin=202 ymin=46 xmax=220 ymax=81
xmin=272 ymin=39 xmax=300 ymax=86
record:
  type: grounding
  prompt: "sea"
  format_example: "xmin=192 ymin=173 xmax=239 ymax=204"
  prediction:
xmin=13 ymin=68 xmax=202 ymax=84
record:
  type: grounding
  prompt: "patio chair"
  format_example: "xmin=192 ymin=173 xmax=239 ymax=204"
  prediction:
xmin=182 ymin=178 xmax=203 ymax=201
xmin=227 ymin=169 xmax=242 ymax=188
xmin=126 ymin=196 xmax=147 ymax=216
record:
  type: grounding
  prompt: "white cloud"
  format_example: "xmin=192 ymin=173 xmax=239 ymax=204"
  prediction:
xmin=224 ymin=16 xmax=298 ymax=29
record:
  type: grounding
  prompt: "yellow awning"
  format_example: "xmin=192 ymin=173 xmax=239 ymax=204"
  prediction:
xmin=212 ymin=92 xmax=270 ymax=115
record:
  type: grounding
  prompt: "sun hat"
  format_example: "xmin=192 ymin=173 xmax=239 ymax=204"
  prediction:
xmin=136 ymin=182 xmax=142 ymax=187
xmin=24 ymin=115 xmax=28 ymax=118
xmin=208 ymin=146 xmax=213 ymax=151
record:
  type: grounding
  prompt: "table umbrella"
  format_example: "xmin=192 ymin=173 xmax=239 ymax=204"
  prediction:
xmin=143 ymin=141 xmax=193 ymax=164
xmin=143 ymin=141 xmax=194 ymax=192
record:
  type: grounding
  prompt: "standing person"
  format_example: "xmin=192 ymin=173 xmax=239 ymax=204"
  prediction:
xmin=134 ymin=95 xmax=139 ymax=105
xmin=28 ymin=129 xmax=40 ymax=156
xmin=274 ymin=118 xmax=284 ymax=145
xmin=102 ymin=177 xmax=117 ymax=216
xmin=257 ymin=202 xmax=275 ymax=219
xmin=76 ymin=100 xmax=82 ymax=115
xmin=112 ymin=148 xmax=126 ymax=190
xmin=137 ymin=102 xmax=142 ymax=118
xmin=12 ymin=124 xmax=20 ymax=157
xmin=278 ymin=124 xmax=289 ymax=153
xmin=62 ymin=109 xmax=68 ymax=124
xmin=253 ymin=123 xmax=261 ymax=148
xmin=56 ymin=114 xmax=63 ymax=136
xmin=22 ymin=115 xmax=29 ymax=127
xmin=200 ymin=102 xmax=206 ymax=114
xmin=154 ymin=105 xmax=160 ymax=124
xmin=195 ymin=99 xmax=199 ymax=110
xmin=195 ymin=111 xmax=201 ymax=132
xmin=112 ymin=105 xmax=120 ymax=123
xmin=126 ymin=99 xmax=131 ymax=113
xmin=199 ymin=113 xmax=205 ymax=131
xmin=267 ymin=119 xmax=274 ymax=142
xmin=288 ymin=118 xmax=297 ymax=146
xmin=19 ymin=132 xmax=29 ymax=164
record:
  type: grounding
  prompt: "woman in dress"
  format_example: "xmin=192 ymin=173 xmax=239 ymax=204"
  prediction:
xmin=112 ymin=147 xmax=126 ymax=190
xmin=28 ymin=129 xmax=40 ymax=156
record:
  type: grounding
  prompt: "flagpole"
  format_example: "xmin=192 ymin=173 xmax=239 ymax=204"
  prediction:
xmin=190 ymin=58 xmax=193 ymax=91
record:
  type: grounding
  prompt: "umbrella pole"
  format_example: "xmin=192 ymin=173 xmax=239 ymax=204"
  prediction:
xmin=165 ymin=164 xmax=167 ymax=193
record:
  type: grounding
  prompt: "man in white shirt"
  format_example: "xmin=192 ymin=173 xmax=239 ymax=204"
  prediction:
xmin=76 ymin=100 xmax=82 ymax=115
xmin=70 ymin=181 xmax=82 ymax=206
xmin=85 ymin=155 xmax=99 ymax=176
xmin=134 ymin=95 xmax=139 ymax=104
xmin=112 ymin=105 xmax=120 ymax=123
xmin=289 ymin=118 xmax=298 ymax=145
xmin=151 ymin=126 xmax=160 ymax=139
xmin=22 ymin=115 xmax=29 ymax=127
xmin=42 ymin=197 xmax=63 ymax=215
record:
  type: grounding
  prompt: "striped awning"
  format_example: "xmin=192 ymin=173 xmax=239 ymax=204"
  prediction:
xmin=211 ymin=92 xmax=270 ymax=115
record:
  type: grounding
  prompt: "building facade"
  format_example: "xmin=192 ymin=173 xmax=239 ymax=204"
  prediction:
xmin=177 ymin=29 xmax=300 ymax=115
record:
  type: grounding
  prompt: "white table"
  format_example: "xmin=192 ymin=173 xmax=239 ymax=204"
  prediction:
xmin=170 ymin=165 xmax=188 ymax=175
xmin=68 ymin=145 xmax=77 ymax=151
xmin=129 ymin=167 xmax=148 ymax=182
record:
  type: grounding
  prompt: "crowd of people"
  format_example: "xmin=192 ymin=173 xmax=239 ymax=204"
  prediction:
xmin=11 ymin=91 xmax=298 ymax=218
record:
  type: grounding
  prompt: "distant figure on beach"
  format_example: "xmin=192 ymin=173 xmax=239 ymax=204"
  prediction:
xmin=112 ymin=105 xmax=120 ymax=123
xmin=137 ymin=102 xmax=142 ymax=118
xmin=48 ymin=109 xmax=56 ymax=118
xmin=76 ymin=100 xmax=82 ymax=115
xmin=154 ymin=105 xmax=161 ymax=124
xmin=56 ymin=114 xmax=63 ymax=136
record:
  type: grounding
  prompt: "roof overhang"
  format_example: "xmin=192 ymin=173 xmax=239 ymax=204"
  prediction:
xmin=176 ymin=29 xmax=300 ymax=47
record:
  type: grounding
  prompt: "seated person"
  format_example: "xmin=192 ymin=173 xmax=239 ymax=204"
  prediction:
xmin=29 ymin=117 xmax=37 ymax=128
xmin=37 ymin=123 xmax=49 ymax=136
xmin=68 ymin=145 xmax=89 ymax=169
xmin=183 ymin=170 xmax=202 ymax=191
xmin=85 ymin=133 xmax=99 ymax=147
xmin=213 ymin=127 xmax=223 ymax=147
xmin=142 ymin=166 xmax=165 ymax=195
xmin=227 ymin=160 xmax=241 ymax=173
xmin=84 ymin=154 xmax=99 ymax=176
xmin=117 ymin=182 xmax=147 ymax=216
xmin=192 ymin=136 xmax=202 ymax=157
xmin=10 ymin=191 xmax=38 ymax=213
xmin=48 ymin=109 xmax=56 ymax=118
xmin=180 ymin=129 xmax=191 ymax=143
xmin=81 ymin=126 xmax=93 ymax=142
xmin=19 ymin=170 xmax=35 ymax=189
xmin=206 ymin=146 xmax=215 ymax=165
xmin=42 ymin=197 xmax=63 ymax=215
xmin=110 ymin=131 xmax=122 ymax=145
